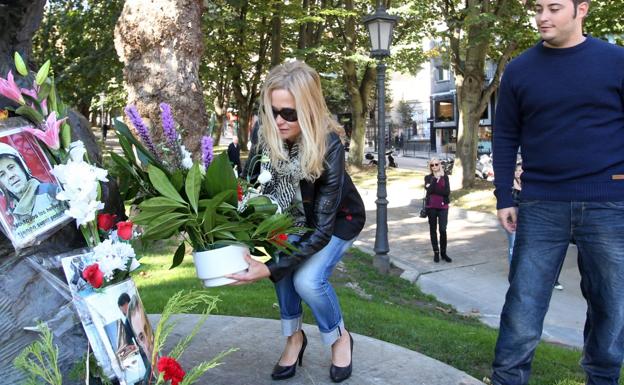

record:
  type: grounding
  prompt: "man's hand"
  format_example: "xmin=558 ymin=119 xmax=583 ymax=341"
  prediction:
xmin=226 ymin=253 xmax=271 ymax=285
xmin=497 ymin=207 xmax=517 ymax=233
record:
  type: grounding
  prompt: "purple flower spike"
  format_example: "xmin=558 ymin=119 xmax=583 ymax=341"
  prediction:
xmin=159 ymin=103 xmax=178 ymax=145
xmin=201 ymin=136 xmax=213 ymax=168
xmin=124 ymin=105 xmax=159 ymax=159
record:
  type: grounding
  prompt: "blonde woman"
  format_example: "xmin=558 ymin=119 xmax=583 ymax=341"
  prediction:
xmin=230 ymin=61 xmax=365 ymax=383
xmin=425 ymin=158 xmax=451 ymax=263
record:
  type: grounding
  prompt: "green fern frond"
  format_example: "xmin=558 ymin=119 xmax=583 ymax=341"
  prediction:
xmin=13 ymin=323 xmax=63 ymax=385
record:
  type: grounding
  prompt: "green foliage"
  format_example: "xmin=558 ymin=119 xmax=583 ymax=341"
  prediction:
xmin=113 ymin=119 xmax=299 ymax=265
xmin=13 ymin=323 xmax=63 ymax=385
xmin=32 ymin=0 xmax=125 ymax=115
xmin=396 ymin=100 xmax=415 ymax=130
xmin=68 ymin=353 xmax=113 ymax=385
xmin=584 ymin=0 xmax=624 ymax=45
xmin=152 ymin=291 xmax=236 ymax=385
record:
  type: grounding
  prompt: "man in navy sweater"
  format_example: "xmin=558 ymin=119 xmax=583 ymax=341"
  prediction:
xmin=492 ymin=0 xmax=624 ymax=384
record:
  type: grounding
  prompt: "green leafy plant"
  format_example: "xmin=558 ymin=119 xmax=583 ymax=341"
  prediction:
xmin=151 ymin=291 xmax=236 ymax=385
xmin=13 ymin=323 xmax=62 ymax=385
xmin=111 ymin=105 xmax=299 ymax=268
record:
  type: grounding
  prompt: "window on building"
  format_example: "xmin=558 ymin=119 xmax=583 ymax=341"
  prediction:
xmin=435 ymin=66 xmax=449 ymax=82
xmin=434 ymin=99 xmax=454 ymax=123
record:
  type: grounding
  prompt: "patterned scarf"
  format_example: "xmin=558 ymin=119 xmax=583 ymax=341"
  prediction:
xmin=260 ymin=142 xmax=307 ymax=227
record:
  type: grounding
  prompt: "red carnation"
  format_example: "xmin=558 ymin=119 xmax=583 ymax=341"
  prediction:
xmin=82 ymin=264 xmax=103 ymax=288
xmin=157 ymin=356 xmax=185 ymax=385
xmin=237 ymin=184 xmax=243 ymax=201
xmin=116 ymin=221 xmax=133 ymax=240
xmin=97 ymin=213 xmax=117 ymax=231
xmin=272 ymin=233 xmax=288 ymax=246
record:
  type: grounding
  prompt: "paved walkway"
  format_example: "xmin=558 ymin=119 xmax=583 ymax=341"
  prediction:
xmin=148 ymin=315 xmax=484 ymax=385
xmin=354 ymin=178 xmax=586 ymax=348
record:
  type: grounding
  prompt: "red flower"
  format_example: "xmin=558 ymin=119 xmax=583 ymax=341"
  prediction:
xmin=116 ymin=221 xmax=133 ymax=240
xmin=157 ymin=356 xmax=185 ymax=385
xmin=82 ymin=264 xmax=103 ymax=288
xmin=97 ymin=213 xmax=117 ymax=231
xmin=272 ymin=233 xmax=288 ymax=246
xmin=237 ymin=184 xmax=243 ymax=201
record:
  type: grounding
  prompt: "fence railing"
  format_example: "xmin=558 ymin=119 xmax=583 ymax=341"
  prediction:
xmin=402 ymin=140 xmax=431 ymax=156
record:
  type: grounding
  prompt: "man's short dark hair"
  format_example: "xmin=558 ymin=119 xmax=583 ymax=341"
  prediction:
xmin=572 ymin=0 xmax=590 ymax=18
xmin=117 ymin=292 xmax=131 ymax=307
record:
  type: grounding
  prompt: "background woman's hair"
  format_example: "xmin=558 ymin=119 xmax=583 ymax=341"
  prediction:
xmin=259 ymin=60 xmax=343 ymax=181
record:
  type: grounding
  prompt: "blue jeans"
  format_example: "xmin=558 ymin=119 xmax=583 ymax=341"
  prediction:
xmin=274 ymin=235 xmax=355 ymax=345
xmin=492 ymin=201 xmax=624 ymax=385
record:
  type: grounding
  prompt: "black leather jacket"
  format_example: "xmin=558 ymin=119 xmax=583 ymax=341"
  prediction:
xmin=424 ymin=174 xmax=450 ymax=205
xmin=243 ymin=132 xmax=365 ymax=282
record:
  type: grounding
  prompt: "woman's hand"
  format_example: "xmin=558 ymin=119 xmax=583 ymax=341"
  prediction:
xmin=226 ymin=253 xmax=271 ymax=285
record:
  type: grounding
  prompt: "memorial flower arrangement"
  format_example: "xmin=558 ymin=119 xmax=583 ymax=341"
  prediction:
xmin=79 ymin=217 xmax=140 ymax=289
xmin=0 ymin=53 xmax=72 ymax=158
xmin=112 ymin=103 xmax=299 ymax=268
xmin=14 ymin=292 xmax=233 ymax=385
xmin=1 ymin=54 xmax=141 ymax=285
xmin=0 ymin=53 xmax=112 ymax=249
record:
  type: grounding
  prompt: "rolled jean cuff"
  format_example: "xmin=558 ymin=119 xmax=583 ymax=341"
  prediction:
xmin=320 ymin=319 xmax=345 ymax=346
xmin=280 ymin=315 xmax=303 ymax=337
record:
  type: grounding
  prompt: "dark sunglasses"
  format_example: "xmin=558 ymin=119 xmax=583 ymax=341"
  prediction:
xmin=430 ymin=163 xmax=440 ymax=167
xmin=271 ymin=107 xmax=298 ymax=122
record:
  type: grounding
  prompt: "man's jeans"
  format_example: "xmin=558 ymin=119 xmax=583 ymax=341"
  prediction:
xmin=274 ymin=235 xmax=355 ymax=346
xmin=492 ymin=201 xmax=624 ymax=385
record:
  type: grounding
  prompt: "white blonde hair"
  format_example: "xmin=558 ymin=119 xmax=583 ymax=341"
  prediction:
xmin=259 ymin=61 xmax=343 ymax=181
xmin=428 ymin=157 xmax=445 ymax=177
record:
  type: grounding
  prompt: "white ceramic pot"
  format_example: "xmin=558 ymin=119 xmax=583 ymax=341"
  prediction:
xmin=192 ymin=245 xmax=249 ymax=287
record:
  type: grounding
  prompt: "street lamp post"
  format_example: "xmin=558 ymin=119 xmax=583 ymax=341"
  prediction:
xmin=364 ymin=4 xmax=397 ymax=274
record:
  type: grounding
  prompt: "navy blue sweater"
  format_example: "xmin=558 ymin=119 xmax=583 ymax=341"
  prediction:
xmin=493 ymin=36 xmax=624 ymax=209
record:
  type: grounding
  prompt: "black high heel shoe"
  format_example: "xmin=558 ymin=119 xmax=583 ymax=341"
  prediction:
xmin=330 ymin=332 xmax=353 ymax=383
xmin=271 ymin=330 xmax=307 ymax=380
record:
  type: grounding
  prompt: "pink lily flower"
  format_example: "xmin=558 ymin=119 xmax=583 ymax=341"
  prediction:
xmin=20 ymin=87 xmax=38 ymax=99
xmin=23 ymin=111 xmax=66 ymax=150
xmin=20 ymin=86 xmax=47 ymax=115
xmin=0 ymin=71 xmax=25 ymax=105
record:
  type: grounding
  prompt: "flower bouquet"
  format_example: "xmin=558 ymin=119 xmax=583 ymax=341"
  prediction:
xmin=111 ymin=104 xmax=299 ymax=286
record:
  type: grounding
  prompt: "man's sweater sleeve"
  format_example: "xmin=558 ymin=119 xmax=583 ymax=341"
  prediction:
xmin=493 ymin=67 xmax=521 ymax=209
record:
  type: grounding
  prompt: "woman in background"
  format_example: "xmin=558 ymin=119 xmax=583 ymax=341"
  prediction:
xmin=425 ymin=158 xmax=451 ymax=263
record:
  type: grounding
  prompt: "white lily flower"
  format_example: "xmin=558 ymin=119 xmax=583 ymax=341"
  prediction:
xmin=52 ymin=159 xmax=109 ymax=226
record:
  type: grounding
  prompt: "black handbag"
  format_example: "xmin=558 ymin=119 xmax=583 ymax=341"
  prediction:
xmin=419 ymin=198 xmax=428 ymax=218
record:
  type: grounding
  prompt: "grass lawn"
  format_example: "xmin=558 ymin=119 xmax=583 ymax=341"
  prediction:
xmin=134 ymin=244 xmax=591 ymax=385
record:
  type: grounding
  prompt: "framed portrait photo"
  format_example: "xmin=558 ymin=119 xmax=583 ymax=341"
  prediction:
xmin=0 ymin=123 xmax=71 ymax=249
xmin=62 ymin=253 xmax=155 ymax=384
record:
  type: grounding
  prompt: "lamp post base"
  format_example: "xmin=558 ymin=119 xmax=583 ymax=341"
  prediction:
xmin=373 ymin=253 xmax=390 ymax=274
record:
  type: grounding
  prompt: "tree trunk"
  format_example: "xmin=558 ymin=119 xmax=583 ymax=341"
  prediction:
xmin=454 ymin=74 xmax=482 ymax=189
xmin=343 ymin=62 xmax=376 ymax=167
xmin=212 ymin=92 xmax=228 ymax=145
xmin=229 ymin=2 xmax=268 ymax=151
xmin=114 ymin=0 xmax=208 ymax=157
xmin=341 ymin=0 xmax=376 ymax=167
xmin=270 ymin=3 xmax=281 ymax=67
